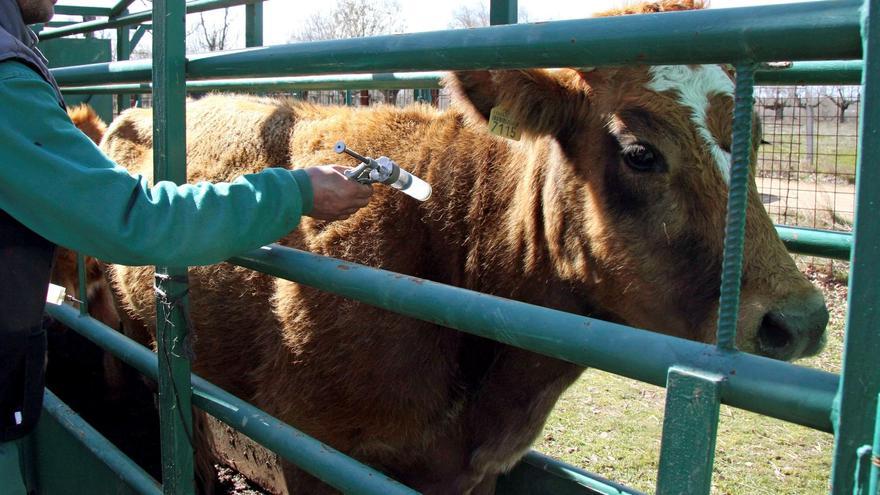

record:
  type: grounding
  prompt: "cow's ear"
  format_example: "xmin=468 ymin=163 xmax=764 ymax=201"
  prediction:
xmin=447 ymin=69 xmax=585 ymax=138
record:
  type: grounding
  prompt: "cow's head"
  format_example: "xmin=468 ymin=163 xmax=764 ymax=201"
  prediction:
xmin=448 ymin=65 xmax=828 ymax=361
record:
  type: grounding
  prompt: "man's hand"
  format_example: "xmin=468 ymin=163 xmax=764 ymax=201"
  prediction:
xmin=304 ymin=165 xmax=373 ymax=221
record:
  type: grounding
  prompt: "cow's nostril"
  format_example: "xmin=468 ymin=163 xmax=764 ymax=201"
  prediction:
xmin=757 ymin=312 xmax=794 ymax=358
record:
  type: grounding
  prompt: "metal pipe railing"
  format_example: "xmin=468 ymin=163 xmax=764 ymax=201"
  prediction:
xmin=60 ymin=72 xmax=447 ymax=94
xmin=109 ymin=0 xmax=138 ymax=18
xmin=38 ymin=0 xmax=262 ymax=40
xmin=227 ymin=244 xmax=839 ymax=433
xmin=53 ymin=5 xmax=112 ymax=16
xmin=51 ymin=1 xmax=862 ymax=86
xmin=57 ymin=61 xmax=865 ymax=95
xmin=776 ymin=225 xmax=852 ymax=260
xmin=831 ymin=0 xmax=880 ymax=491
xmin=44 ymin=303 xmax=418 ymax=495
xmin=756 ymin=60 xmax=864 ymax=85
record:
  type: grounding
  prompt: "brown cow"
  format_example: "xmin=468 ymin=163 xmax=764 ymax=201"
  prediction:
xmin=50 ymin=105 xmax=125 ymax=392
xmin=100 ymin=14 xmax=828 ymax=495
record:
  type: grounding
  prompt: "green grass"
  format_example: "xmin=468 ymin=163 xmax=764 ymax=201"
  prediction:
xmin=758 ymin=119 xmax=859 ymax=183
xmin=535 ymin=269 xmax=847 ymax=494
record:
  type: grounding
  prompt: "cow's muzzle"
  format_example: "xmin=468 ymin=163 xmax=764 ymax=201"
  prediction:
xmin=755 ymin=290 xmax=829 ymax=361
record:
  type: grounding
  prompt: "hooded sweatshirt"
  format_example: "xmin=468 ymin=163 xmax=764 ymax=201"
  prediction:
xmin=0 ymin=0 xmax=64 ymax=105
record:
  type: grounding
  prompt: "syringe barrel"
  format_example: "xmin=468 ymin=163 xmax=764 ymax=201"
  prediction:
xmin=384 ymin=164 xmax=432 ymax=201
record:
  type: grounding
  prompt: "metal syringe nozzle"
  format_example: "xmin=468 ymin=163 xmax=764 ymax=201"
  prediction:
xmin=334 ymin=140 xmax=371 ymax=165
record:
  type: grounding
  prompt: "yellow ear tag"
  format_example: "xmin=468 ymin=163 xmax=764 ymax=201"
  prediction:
xmin=488 ymin=107 xmax=522 ymax=141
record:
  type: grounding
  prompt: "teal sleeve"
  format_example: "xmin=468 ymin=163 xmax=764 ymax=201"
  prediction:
xmin=0 ymin=61 xmax=312 ymax=267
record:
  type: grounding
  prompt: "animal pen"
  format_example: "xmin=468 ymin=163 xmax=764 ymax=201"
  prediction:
xmin=10 ymin=0 xmax=878 ymax=493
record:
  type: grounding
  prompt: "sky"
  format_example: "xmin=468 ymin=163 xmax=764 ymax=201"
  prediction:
xmin=261 ymin=0 xmax=820 ymax=45
xmin=54 ymin=0 xmax=822 ymax=49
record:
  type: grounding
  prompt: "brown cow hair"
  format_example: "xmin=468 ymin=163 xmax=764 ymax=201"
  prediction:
xmin=594 ymin=0 xmax=708 ymax=17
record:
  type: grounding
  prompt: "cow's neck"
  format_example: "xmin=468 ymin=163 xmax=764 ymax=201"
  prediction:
xmin=421 ymin=123 xmax=588 ymax=314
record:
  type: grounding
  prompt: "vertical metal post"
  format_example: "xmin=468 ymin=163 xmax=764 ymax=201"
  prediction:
xmin=245 ymin=2 xmax=263 ymax=48
xmin=489 ymin=0 xmax=517 ymax=25
xmin=656 ymin=367 xmax=723 ymax=495
xmin=153 ymin=0 xmax=194 ymax=493
xmin=76 ymin=253 xmax=88 ymax=316
xmin=345 ymin=89 xmax=352 ymax=106
xmin=715 ymin=63 xmax=755 ymax=350
xmin=831 ymin=0 xmax=880 ymax=493
xmin=116 ymin=23 xmax=130 ymax=115
xmin=869 ymin=395 xmax=879 ymax=495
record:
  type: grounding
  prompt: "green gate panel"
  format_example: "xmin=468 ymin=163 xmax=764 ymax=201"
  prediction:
xmin=38 ymin=37 xmax=113 ymax=123
xmin=29 ymin=390 xmax=160 ymax=495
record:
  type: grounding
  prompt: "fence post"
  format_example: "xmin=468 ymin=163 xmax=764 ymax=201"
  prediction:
xmin=152 ymin=0 xmax=195 ymax=493
xmin=656 ymin=367 xmax=724 ymax=495
xmin=116 ymin=22 xmax=130 ymax=115
xmin=830 ymin=0 xmax=880 ymax=493
xmin=245 ymin=2 xmax=263 ymax=48
xmin=490 ymin=0 xmax=517 ymax=25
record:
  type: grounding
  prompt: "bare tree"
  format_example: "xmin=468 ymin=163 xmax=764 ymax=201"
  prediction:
xmin=757 ymin=86 xmax=791 ymax=121
xmin=450 ymin=4 xmax=489 ymax=28
xmin=448 ymin=1 xmax=530 ymax=28
xmin=826 ymin=86 xmax=860 ymax=123
xmin=292 ymin=0 xmax=406 ymax=41
xmin=291 ymin=0 xmax=406 ymax=106
xmin=187 ymin=9 xmax=234 ymax=53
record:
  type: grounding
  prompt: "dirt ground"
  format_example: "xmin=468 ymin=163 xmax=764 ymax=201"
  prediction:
xmin=757 ymin=176 xmax=855 ymax=226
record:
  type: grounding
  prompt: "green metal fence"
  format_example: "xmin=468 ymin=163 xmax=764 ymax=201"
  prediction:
xmin=26 ymin=0 xmax=880 ymax=494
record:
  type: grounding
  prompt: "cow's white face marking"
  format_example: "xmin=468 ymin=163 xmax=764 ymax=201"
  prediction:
xmin=647 ymin=65 xmax=734 ymax=183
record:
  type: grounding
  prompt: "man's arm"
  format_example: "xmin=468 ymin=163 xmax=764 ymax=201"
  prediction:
xmin=0 ymin=60 xmax=320 ymax=266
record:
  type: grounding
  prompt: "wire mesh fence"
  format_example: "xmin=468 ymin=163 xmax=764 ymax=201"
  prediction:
xmin=755 ymin=85 xmax=859 ymax=233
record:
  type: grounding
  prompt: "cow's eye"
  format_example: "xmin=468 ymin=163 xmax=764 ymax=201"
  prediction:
xmin=621 ymin=143 xmax=664 ymax=173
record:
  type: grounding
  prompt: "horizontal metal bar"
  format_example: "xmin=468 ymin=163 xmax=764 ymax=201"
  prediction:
xmin=513 ymin=451 xmax=646 ymax=495
xmin=776 ymin=225 xmax=852 ymax=260
xmin=52 ymin=1 xmax=861 ymax=86
xmin=44 ymin=303 xmax=417 ymax=495
xmin=756 ymin=61 xmax=864 ymax=85
xmin=43 ymin=389 xmax=162 ymax=495
xmin=60 ymin=72 xmax=445 ymax=94
xmin=53 ymin=5 xmax=113 ymax=16
xmin=58 ymin=59 xmax=864 ymax=94
xmin=227 ymin=244 xmax=838 ymax=432
xmin=191 ymin=373 xmax=417 ymax=495
xmin=39 ymin=0 xmax=261 ymax=40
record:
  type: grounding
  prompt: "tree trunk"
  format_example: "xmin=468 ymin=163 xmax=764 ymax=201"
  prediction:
xmin=805 ymin=106 xmax=815 ymax=167
xmin=383 ymin=89 xmax=398 ymax=106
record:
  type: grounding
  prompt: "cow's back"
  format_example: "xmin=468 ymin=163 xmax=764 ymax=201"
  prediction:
xmin=102 ymin=96 xmax=308 ymax=398
xmin=102 ymin=96 xmax=476 ymax=438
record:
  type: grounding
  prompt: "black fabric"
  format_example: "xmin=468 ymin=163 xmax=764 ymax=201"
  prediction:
xmin=0 ymin=211 xmax=54 ymax=441
xmin=0 ymin=0 xmax=64 ymax=441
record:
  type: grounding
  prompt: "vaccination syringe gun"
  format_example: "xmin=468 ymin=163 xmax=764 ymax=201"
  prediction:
xmin=333 ymin=141 xmax=432 ymax=201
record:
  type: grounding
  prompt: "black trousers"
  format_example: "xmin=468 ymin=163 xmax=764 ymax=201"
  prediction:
xmin=0 ymin=210 xmax=54 ymax=442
